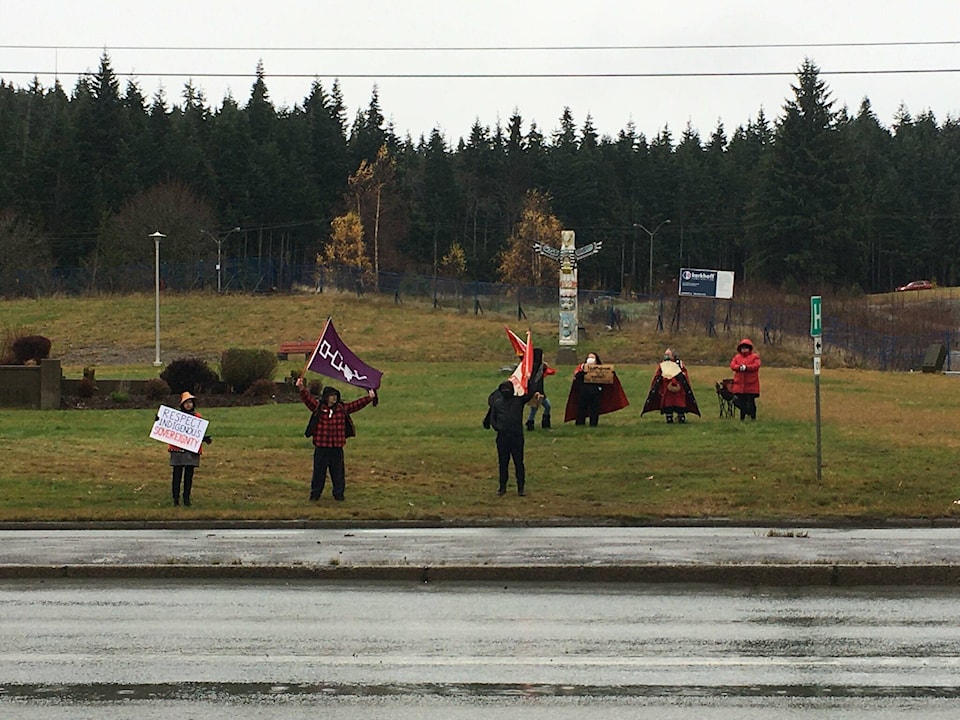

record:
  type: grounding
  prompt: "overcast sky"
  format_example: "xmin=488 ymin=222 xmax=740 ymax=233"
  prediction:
xmin=4 ymin=0 xmax=959 ymax=143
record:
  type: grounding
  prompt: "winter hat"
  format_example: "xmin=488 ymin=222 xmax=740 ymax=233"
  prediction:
xmin=321 ymin=386 xmax=341 ymax=402
xmin=737 ymin=338 xmax=754 ymax=352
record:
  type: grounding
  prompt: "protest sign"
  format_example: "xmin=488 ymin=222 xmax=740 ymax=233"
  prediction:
xmin=149 ymin=405 xmax=209 ymax=453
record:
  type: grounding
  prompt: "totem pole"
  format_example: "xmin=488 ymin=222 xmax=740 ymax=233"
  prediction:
xmin=534 ymin=230 xmax=603 ymax=365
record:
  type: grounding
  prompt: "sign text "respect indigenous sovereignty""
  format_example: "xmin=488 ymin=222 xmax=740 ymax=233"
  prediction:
xmin=149 ymin=405 xmax=209 ymax=453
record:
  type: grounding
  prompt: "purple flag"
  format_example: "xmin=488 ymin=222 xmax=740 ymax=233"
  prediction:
xmin=305 ymin=319 xmax=382 ymax=390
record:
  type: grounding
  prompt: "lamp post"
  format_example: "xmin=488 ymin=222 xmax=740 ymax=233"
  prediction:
xmin=202 ymin=226 xmax=240 ymax=293
xmin=149 ymin=231 xmax=166 ymax=367
xmin=635 ymin=220 xmax=671 ymax=295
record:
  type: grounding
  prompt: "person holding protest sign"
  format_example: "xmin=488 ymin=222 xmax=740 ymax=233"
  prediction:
xmin=296 ymin=376 xmax=376 ymax=502
xmin=563 ymin=352 xmax=630 ymax=427
xmin=168 ymin=391 xmax=212 ymax=506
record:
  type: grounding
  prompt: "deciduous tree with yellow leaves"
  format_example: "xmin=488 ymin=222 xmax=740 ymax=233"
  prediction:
xmin=497 ymin=189 xmax=562 ymax=287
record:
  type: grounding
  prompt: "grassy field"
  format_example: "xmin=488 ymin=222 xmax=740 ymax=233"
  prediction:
xmin=3 ymin=291 xmax=959 ymax=523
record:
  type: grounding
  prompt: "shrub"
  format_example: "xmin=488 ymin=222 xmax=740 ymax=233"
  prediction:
xmin=10 ymin=335 xmax=51 ymax=365
xmin=220 ymin=348 xmax=278 ymax=394
xmin=243 ymin=378 xmax=276 ymax=399
xmin=159 ymin=357 xmax=219 ymax=395
xmin=77 ymin=376 xmax=96 ymax=398
xmin=144 ymin=378 xmax=171 ymax=401
xmin=109 ymin=391 xmax=130 ymax=403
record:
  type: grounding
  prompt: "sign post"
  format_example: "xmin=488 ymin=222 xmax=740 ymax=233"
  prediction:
xmin=811 ymin=296 xmax=823 ymax=483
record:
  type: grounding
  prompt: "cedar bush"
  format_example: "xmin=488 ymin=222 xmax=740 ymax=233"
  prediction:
xmin=159 ymin=357 xmax=219 ymax=394
xmin=77 ymin=376 xmax=96 ymax=398
xmin=144 ymin=378 xmax=171 ymax=401
xmin=243 ymin=377 xmax=276 ymax=399
xmin=220 ymin=348 xmax=278 ymax=394
xmin=10 ymin=335 xmax=51 ymax=364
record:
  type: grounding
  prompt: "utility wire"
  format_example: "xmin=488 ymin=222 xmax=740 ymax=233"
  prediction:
xmin=1 ymin=40 xmax=959 ymax=51
xmin=3 ymin=69 xmax=960 ymax=79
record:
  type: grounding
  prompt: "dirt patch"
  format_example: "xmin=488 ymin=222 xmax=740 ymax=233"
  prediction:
xmin=61 ymin=392 xmax=301 ymax=411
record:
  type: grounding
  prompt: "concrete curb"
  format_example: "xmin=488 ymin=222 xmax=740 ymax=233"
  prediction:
xmin=4 ymin=563 xmax=960 ymax=585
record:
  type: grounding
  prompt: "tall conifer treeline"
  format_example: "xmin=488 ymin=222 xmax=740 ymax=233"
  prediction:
xmin=1 ymin=54 xmax=959 ymax=293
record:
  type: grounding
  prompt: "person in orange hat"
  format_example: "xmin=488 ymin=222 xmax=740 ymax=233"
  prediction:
xmin=729 ymin=338 xmax=761 ymax=420
xmin=168 ymin=391 xmax=212 ymax=506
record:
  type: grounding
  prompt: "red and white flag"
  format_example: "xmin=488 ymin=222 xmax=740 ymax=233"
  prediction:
xmin=504 ymin=326 xmax=526 ymax=357
xmin=508 ymin=330 xmax=533 ymax=394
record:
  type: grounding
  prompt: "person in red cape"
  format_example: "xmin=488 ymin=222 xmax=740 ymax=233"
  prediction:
xmin=641 ymin=348 xmax=700 ymax=424
xmin=563 ymin=351 xmax=629 ymax=426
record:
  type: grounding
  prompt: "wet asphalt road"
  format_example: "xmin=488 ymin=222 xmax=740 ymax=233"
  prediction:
xmin=2 ymin=578 xmax=960 ymax=718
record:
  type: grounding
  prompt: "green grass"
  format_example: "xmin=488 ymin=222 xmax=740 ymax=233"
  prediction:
xmin=3 ymin=290 xmax=960 ymax=523
xmin=4 ymin=360 xmax=960 ymax=523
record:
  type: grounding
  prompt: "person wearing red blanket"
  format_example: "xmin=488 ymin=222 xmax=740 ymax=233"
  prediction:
xmin=641 ymin=348 xmax=700 ymax=424
xmin=296 ymin=376 xmax=376 ymax=501
xmin=563 ymin=352 xmax=630 ymax=426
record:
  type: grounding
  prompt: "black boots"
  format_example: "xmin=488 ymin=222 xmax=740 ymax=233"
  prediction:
xmin=173 ymin=478 xmax=192 ymax=506
xmin=526 ymin=419 xmax=535 ymax=431
xmin=541 ymin=414 xmax=551 ymax=429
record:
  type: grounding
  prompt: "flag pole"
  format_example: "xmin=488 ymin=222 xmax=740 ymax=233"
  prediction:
xmin=300 ymin=316 xmax=331 ymax=381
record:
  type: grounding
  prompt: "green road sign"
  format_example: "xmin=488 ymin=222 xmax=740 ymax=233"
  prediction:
xmin=810 ymin=296 xmax=822 ymax=337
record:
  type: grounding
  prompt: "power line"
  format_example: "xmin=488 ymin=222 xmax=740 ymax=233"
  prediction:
xmin=3 ymin=68 xmax=960 ymax=80
xmin=2 ymin=40 xmax=959 ymax=52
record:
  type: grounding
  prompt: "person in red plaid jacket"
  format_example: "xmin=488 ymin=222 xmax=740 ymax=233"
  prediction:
xmin=296 ymin=376 xmax=376 ymax=501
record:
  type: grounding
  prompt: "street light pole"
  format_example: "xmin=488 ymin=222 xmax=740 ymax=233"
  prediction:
xmin=149 ymin=231 xmax=166 ymax=367
xmin=635 ymin=220 xmax=671 ymax=295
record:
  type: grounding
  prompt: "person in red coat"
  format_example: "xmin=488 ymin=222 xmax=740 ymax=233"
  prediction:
xmin=296 ymin=376 xmax=376 ymax=502
xmin=729 ymin=338 xmax=761 ymax=420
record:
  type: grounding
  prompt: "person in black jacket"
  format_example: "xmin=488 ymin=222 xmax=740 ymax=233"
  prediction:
xmin=525 ymin=347 xmax=556 ymax=431
xmin=483 ymin=380 xmax=532 ymax=496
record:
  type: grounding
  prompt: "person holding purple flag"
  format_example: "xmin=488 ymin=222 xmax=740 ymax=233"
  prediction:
xmin=296 ymin=377 xmax=376 ymax=502
xmin=296 ymin=318 xmax=382 ymax=502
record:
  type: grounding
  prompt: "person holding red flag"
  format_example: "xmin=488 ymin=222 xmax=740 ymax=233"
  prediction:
xmin=483 ymin=380 xmax=532 ymax=497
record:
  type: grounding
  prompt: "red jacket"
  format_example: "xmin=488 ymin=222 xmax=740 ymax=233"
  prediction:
xmin=730 ymin=339 xmax=761 ymax=395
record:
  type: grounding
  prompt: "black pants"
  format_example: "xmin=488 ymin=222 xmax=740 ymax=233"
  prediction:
xmin=312 ymin=446 xmax=346 ymax=499
xmin=172 ymin=466 xmax=194 ymax=503
xmin=495 ymin=432 xmax=525 ymax=489
xmin=734 ymin=393 xmax=758 ymax=420
xmin=576 ymin=392 xmax=601 ymax=426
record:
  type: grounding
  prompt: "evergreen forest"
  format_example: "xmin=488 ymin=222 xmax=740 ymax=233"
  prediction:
xmin=1 ymin=53 xmax=959 ymax=296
